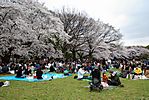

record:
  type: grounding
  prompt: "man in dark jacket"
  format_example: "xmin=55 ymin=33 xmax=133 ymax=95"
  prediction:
xmin=91 ymin=67 xmax=101 ymax=85
xmin=36 ymin=68 xmax=43 ymax=79
xmin=108 ymin=71 xmax=121 ymax=86
xmin=16 ymin=66 xmax=24 ymax=78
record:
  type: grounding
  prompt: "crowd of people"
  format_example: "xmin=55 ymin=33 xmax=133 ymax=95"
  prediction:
xmin=73 ymin=59 xmax=149 ymax=88
xmin=120 ymin=60 xmax=149 ymax=79
xmin=75 ymin=62 xmax=122 ymax=88
xmin=0 ymin=59 xmax=149 ymax=88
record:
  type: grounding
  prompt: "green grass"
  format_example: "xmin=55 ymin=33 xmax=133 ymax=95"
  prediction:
xmin=0 ymin=75 xmax=149 ymax=100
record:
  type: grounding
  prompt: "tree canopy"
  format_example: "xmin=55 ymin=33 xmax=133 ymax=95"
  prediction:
xmin=0 ymin=0 xmax=148 ymax=63
xmin=0 ymin=0 xmax=68 ymax=63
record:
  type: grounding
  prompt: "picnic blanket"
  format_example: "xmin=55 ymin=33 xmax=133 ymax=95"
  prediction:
xmin=132 ymin=75 xmax=149 ymax=80
xmin=0 ymin=73 xmax=67 ymax=82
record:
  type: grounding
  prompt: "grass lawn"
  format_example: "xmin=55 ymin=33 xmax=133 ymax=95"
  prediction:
xmin=0 ymin=75 xmax=149 ymax=100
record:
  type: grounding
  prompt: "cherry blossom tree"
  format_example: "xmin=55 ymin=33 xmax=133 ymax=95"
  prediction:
xmin=55 ymin=8 xmax=96 ymax=61
xmin=56 ymin=8 xmax=122 ymax=61
xmin=0 ymin=0 xmax=69 ymax=63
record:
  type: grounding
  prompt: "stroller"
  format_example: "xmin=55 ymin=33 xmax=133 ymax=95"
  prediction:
xmin=89 ymin=68 xmax=103 ymax=92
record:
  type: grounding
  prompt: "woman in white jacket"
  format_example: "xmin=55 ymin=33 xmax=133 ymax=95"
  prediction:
xmin=77 ymin=67 xmax=87 ymax=80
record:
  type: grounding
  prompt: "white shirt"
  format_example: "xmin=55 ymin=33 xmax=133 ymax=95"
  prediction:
xmin=77 ymin=68 xmax=86 ymax=79
xmin=59 ymin=63 xmax=63 ymax=67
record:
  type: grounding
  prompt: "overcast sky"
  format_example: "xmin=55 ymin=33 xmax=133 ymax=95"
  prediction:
xmin=39 ymin=0 xmax=149 ymax=46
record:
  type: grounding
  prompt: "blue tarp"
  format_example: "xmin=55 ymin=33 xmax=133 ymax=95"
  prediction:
xmin=0 ymin=73 xmax=66 ymax=82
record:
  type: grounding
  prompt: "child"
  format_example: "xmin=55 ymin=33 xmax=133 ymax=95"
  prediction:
xmin=102 ymin=72 xmax=108 ymax=83
xmin=101 ymin=72 xmax=109 ymax=88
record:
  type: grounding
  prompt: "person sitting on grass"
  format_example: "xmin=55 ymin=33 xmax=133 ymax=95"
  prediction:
xmin=101 ymin=72 xmax=109 ymax=88
xmin=77 ymin=66 xmax=88 ymax=80
xmin=102 ymin=71 xmax=108 ymax=83
xmin=108 ymin=71 xmax=122 ymax=86
xmin=132 ymin=66 xmax=142 ymax=79
xmin=49 ymin=66 xmax=56 ymax=72
xmin=24 ymin=66 xmax=32 ymax=77
xmin=36 ymin=68 xmax=43 ymax=79
xmin=144 ymin=66 xmax=149 ymax=78
xmin=64 ymin=69 xmax=69 ymax=76
xmin=16 ymin=66 xmax=25 ymax=78
xmin=134 ymin=66 xmax=142 ymax=75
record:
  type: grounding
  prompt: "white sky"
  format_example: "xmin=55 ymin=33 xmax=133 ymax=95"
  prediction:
xmin=38 ymin=0 xmax=149 ymax=46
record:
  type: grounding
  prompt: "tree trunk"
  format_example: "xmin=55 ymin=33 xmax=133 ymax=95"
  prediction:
xmin=1 ymin=54 xmax=11 ymax=64
xmin=1 ymin=47 xmax=14 ymax=64
xmin=72 ymin=49 xmax=76 ymax=61
xmin=88 ymin=51 xmax=93 ymax=62
xmin=77 ymin=52 xmax=84 ymax=62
